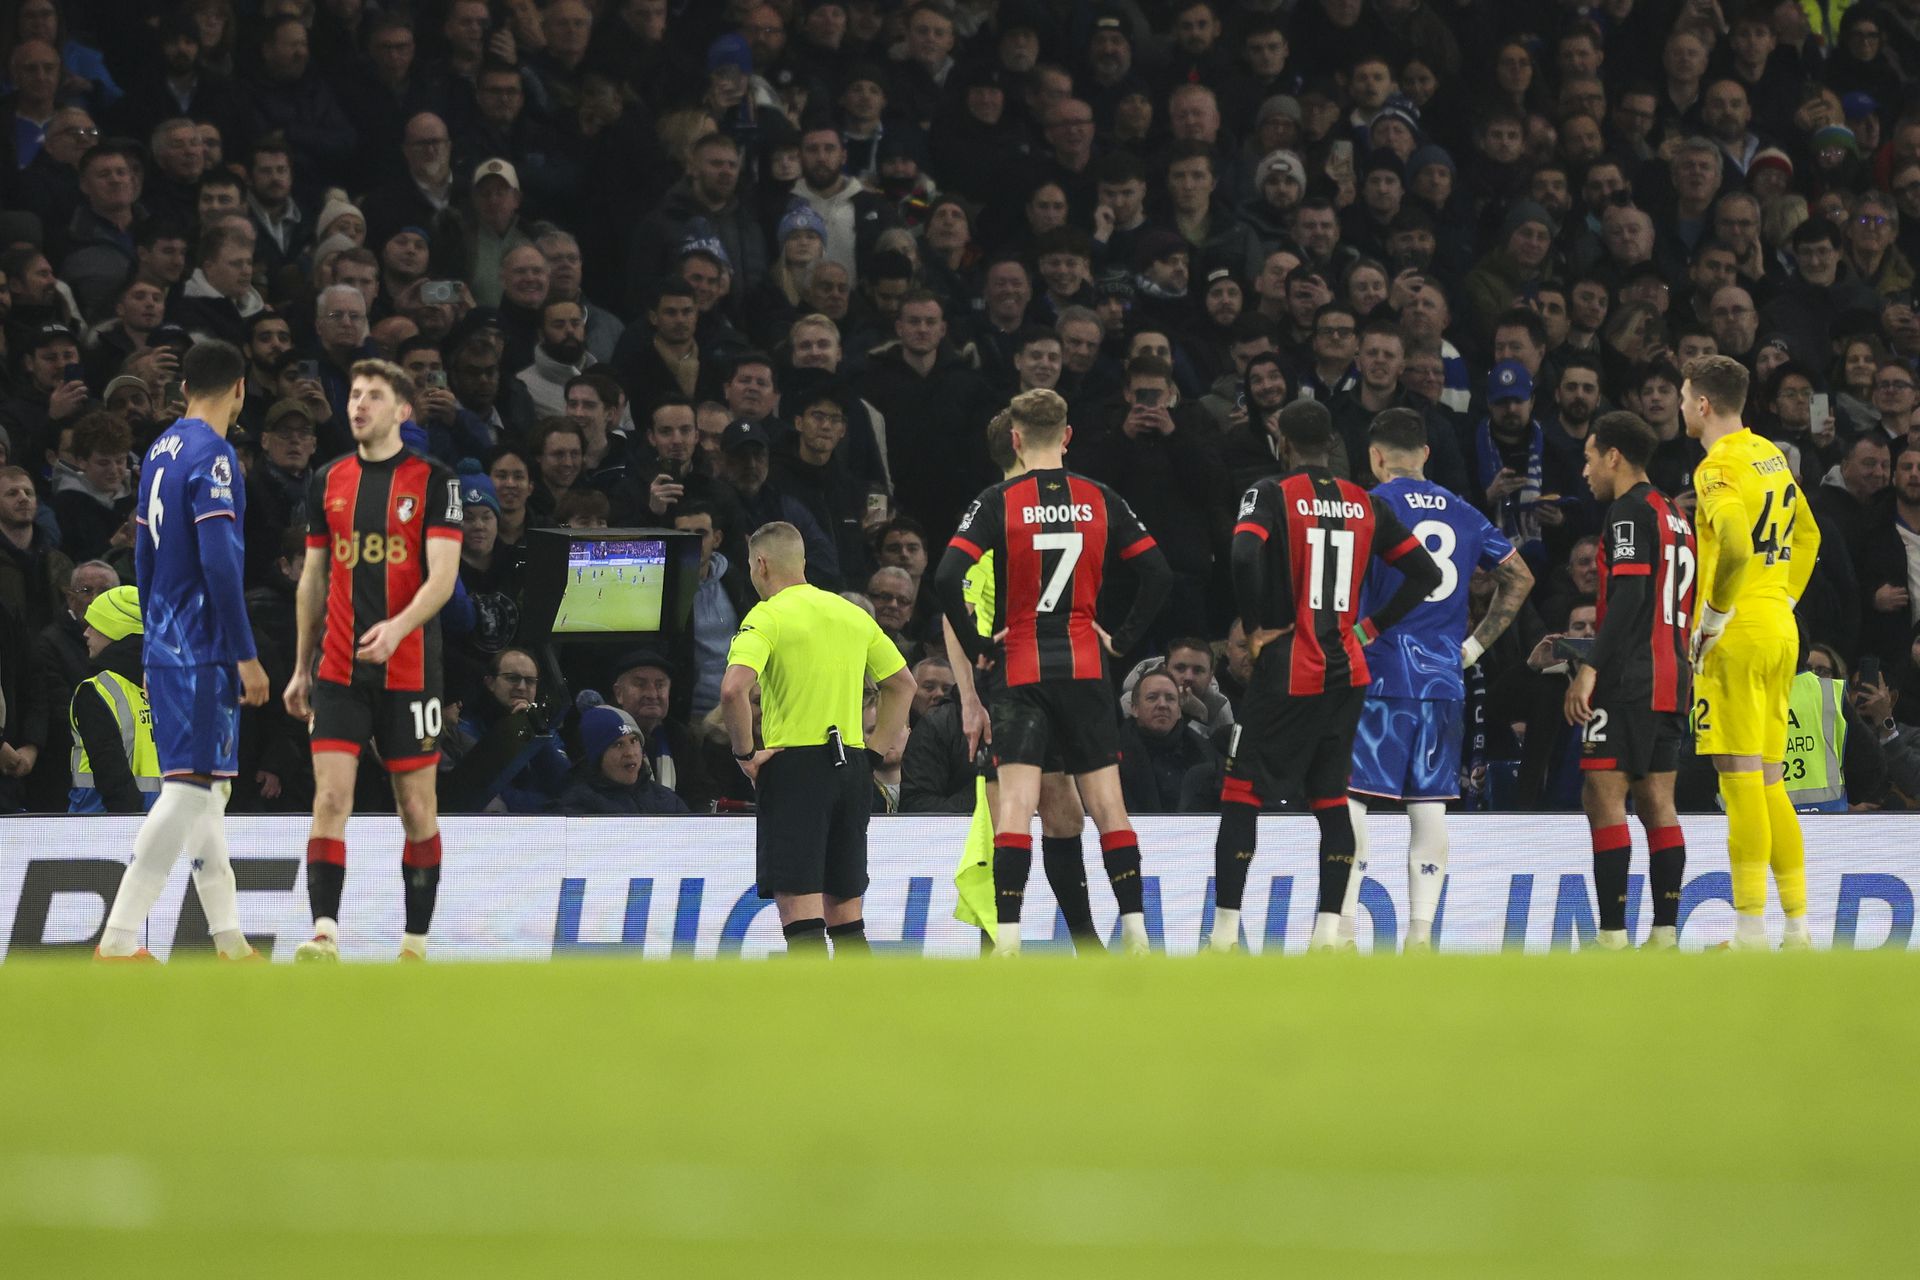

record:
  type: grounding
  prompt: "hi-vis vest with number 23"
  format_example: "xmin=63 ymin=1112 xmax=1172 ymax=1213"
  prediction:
xmin=1783 ymin=671 xmax=1847 ymax=812
xmin=68 ymin=669 xmax=160 ymax=812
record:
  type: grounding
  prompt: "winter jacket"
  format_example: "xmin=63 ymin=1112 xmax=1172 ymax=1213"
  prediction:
xmin=554 ymin=766 xmax=690 ymax=815
xmin=853 ymin=342 xmax=997 ymax=548
xmin=900 ymin=694 xmax=973 ymax=814
xmin=626 ymin=179 xmax=771 ymax=316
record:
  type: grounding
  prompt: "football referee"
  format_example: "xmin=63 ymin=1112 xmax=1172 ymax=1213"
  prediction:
xmin=721 ymin=522 xmax=915 ymax=956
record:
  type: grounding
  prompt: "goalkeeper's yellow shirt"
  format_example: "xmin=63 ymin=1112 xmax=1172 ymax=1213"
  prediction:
xmin=1693 ymin=428 xmax=1816 ymax=627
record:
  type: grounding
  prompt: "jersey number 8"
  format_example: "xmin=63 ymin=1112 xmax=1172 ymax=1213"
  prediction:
xmin=1412 ymin=520 xmax=1458 ymax=602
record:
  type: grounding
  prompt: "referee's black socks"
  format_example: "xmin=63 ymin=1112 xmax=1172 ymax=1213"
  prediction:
xmin=1040 ymin=835 xmax=1100 ymax=941
xmin=782 ymin=918 xmax=828 ymax=953
xmin=1099 ymin=830 xmax=1144 ymax=916
xmin=826 ymin=919 xmax=870 ymax=956
xmin=994 ymin=833 xmax=1032 ymax=924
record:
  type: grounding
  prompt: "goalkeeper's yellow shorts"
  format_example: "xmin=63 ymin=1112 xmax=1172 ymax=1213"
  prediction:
xmin=1691 ymin=619 xmax=1794 ymax=762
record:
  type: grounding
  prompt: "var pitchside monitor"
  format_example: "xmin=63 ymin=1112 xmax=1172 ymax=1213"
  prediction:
xmin=522 ymin=528 xmax=702 ymax=645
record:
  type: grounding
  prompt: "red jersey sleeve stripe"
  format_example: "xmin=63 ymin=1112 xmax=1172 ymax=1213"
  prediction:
xmin=1610 ymin=563 xmax=1652 ymax=576
xmin=948 ymin=536 xmax=985 ymax=561
xmin=1232 ymin=521 xmax=1269 ymax=541
xmin=425 ymin=526 xmax=463 ymax=541
xmin=1118 ymin=535 xmax=1156 ymax=560
xmin=305 ymin=534 xmax=327 ymax=549
xmin=1381 ymin=535 xmax=1419 ymax=560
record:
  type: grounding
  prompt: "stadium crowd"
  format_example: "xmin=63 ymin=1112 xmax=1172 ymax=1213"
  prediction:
xmin=3 ymin=0 xmax=1920 ymax=819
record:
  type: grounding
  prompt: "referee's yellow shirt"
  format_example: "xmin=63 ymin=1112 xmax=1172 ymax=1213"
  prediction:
xmin=727 ymin=583 xmax=907 ymax=750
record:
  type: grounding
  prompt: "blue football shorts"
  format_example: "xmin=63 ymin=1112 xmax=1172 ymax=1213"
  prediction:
xmin=1349 ymin=694 xmax=1463 ymax=802
xmin=146 ymin=663 xmax=240 ymax=779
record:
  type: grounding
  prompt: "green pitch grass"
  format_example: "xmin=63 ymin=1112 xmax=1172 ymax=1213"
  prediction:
xmin=553 ymin=563 xmax=664 ymax=634
xmin=3 ymin=953 xmax=1916 ymax=1277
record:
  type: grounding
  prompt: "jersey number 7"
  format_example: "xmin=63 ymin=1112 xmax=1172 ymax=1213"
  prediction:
xmin=1033 ymin=532 xmax=1083 ymax=613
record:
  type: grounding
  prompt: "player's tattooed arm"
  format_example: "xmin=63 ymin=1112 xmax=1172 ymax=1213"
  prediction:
xmin=1467 ymin=553 xmax=1535 ymax=662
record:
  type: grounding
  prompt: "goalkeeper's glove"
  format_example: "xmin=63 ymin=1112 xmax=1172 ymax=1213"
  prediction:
xmin=1691 ymin=603 xmax=1734 ymax=672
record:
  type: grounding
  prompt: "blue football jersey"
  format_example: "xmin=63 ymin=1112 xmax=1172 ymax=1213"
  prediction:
xmin=135 ymin=418 xmax=256 ymax=668
xmin=1360 ymin=477 xmax=1515 ymax=701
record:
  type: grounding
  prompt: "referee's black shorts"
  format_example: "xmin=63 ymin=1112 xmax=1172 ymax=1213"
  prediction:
xmin=755 ymin=742 xmax=872 ymax=900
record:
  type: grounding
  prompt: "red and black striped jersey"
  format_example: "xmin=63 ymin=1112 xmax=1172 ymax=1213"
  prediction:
xmin=305 ymin=449 xmax=463 ymax=692
xmin=1592 ymin=481 xmax=1696 ymax=713
xmin=946 ymin=468 xmax=1157 ymax=686
xmin=1231 ymin=467 xmax=1432 ymax=695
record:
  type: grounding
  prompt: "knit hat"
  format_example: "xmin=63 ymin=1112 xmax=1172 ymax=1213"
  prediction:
xmin=311 ymin=231 xmax=359 ymax=265
xmin=1369 ymin=95 xmax=1422 ymax=140
xmin=679 ymin=224 xmax=732 ymax=269
xmin=1254 ymin=148 xmax=1307 ymax=190
xmin=579 ymin=705 xmax=641 ymax=767
xmin=459 ymin=471 xmax=500 ymax=515
xmin=778 ymin=201 xmax=828 ymax=243
xmin=1501 ymin=198 xmax=1555 ymax=240
xmin=1813 ymin=125 xmax=1860 ymax=158
xmin=1256 ymin=95 xmax=1302 ymax=126
xmin=85 ymin=585 xmax=141 ymax=642
xmin=313 ymin=196 xmax=362 ymax=244
xmin=1843 ymin=91 xmax=1878 ymax=120
xmin=1407 ymin=143 xmax=1456 ymax=178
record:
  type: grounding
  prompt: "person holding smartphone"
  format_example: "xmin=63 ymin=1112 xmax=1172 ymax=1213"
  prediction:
xmin=0 ymin=324 xmax=91 ymax=477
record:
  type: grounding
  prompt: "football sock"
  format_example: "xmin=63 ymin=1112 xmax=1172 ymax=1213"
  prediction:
xmin=826 ymin=919 xmax=870 ymax=956
xmin=1338 ymin=797 xmax=1369 ymax=930
xmin=400 ymin=933 xmax=427 ymax=958
xmin=312 ymin=917 xmax=339 ymax=943
xmin=189 ymin=782 xmax=250 ymax=959
xmin=402 ymin=833 xmax=443 ymax=937
xmin=1099 ymin=830 xmax=1144 ymax=916
xmin=1721 ymin=769 xmax=1769 ymax=918
xmin=102 ymin=780 xmax=207 ymax=955
xmin=1210 ymin=906 xmax=1240 ymax=949
xmin=1212 ymin=799 xmax=1259 ymax=912
xmin=1645 ymin=823 xmax=1686 ymax=929
xmin=993 ymin=832 xmax=1032 ymax=924
xmin=1040 ymin=835 xmax=1099 ymax=940
xmin=1406 ymin=801 xmax=1449 ymax=929
xmin=781 ymin=918 xmax=827 ymax=953
xmin=1591 ymin=822 xmax=1632 ymax=933
xmin=306 ymin=836 xmax=346 ymax=925
xmin=1763 ymin=781 xmax=1808 ymax=918
xmin=1312 ymin=801 xmax=1357 ymax=916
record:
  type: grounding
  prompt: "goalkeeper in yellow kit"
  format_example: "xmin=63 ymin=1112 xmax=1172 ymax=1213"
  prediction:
xmin=1680 ymin=357 xmax=1822 ymax=950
